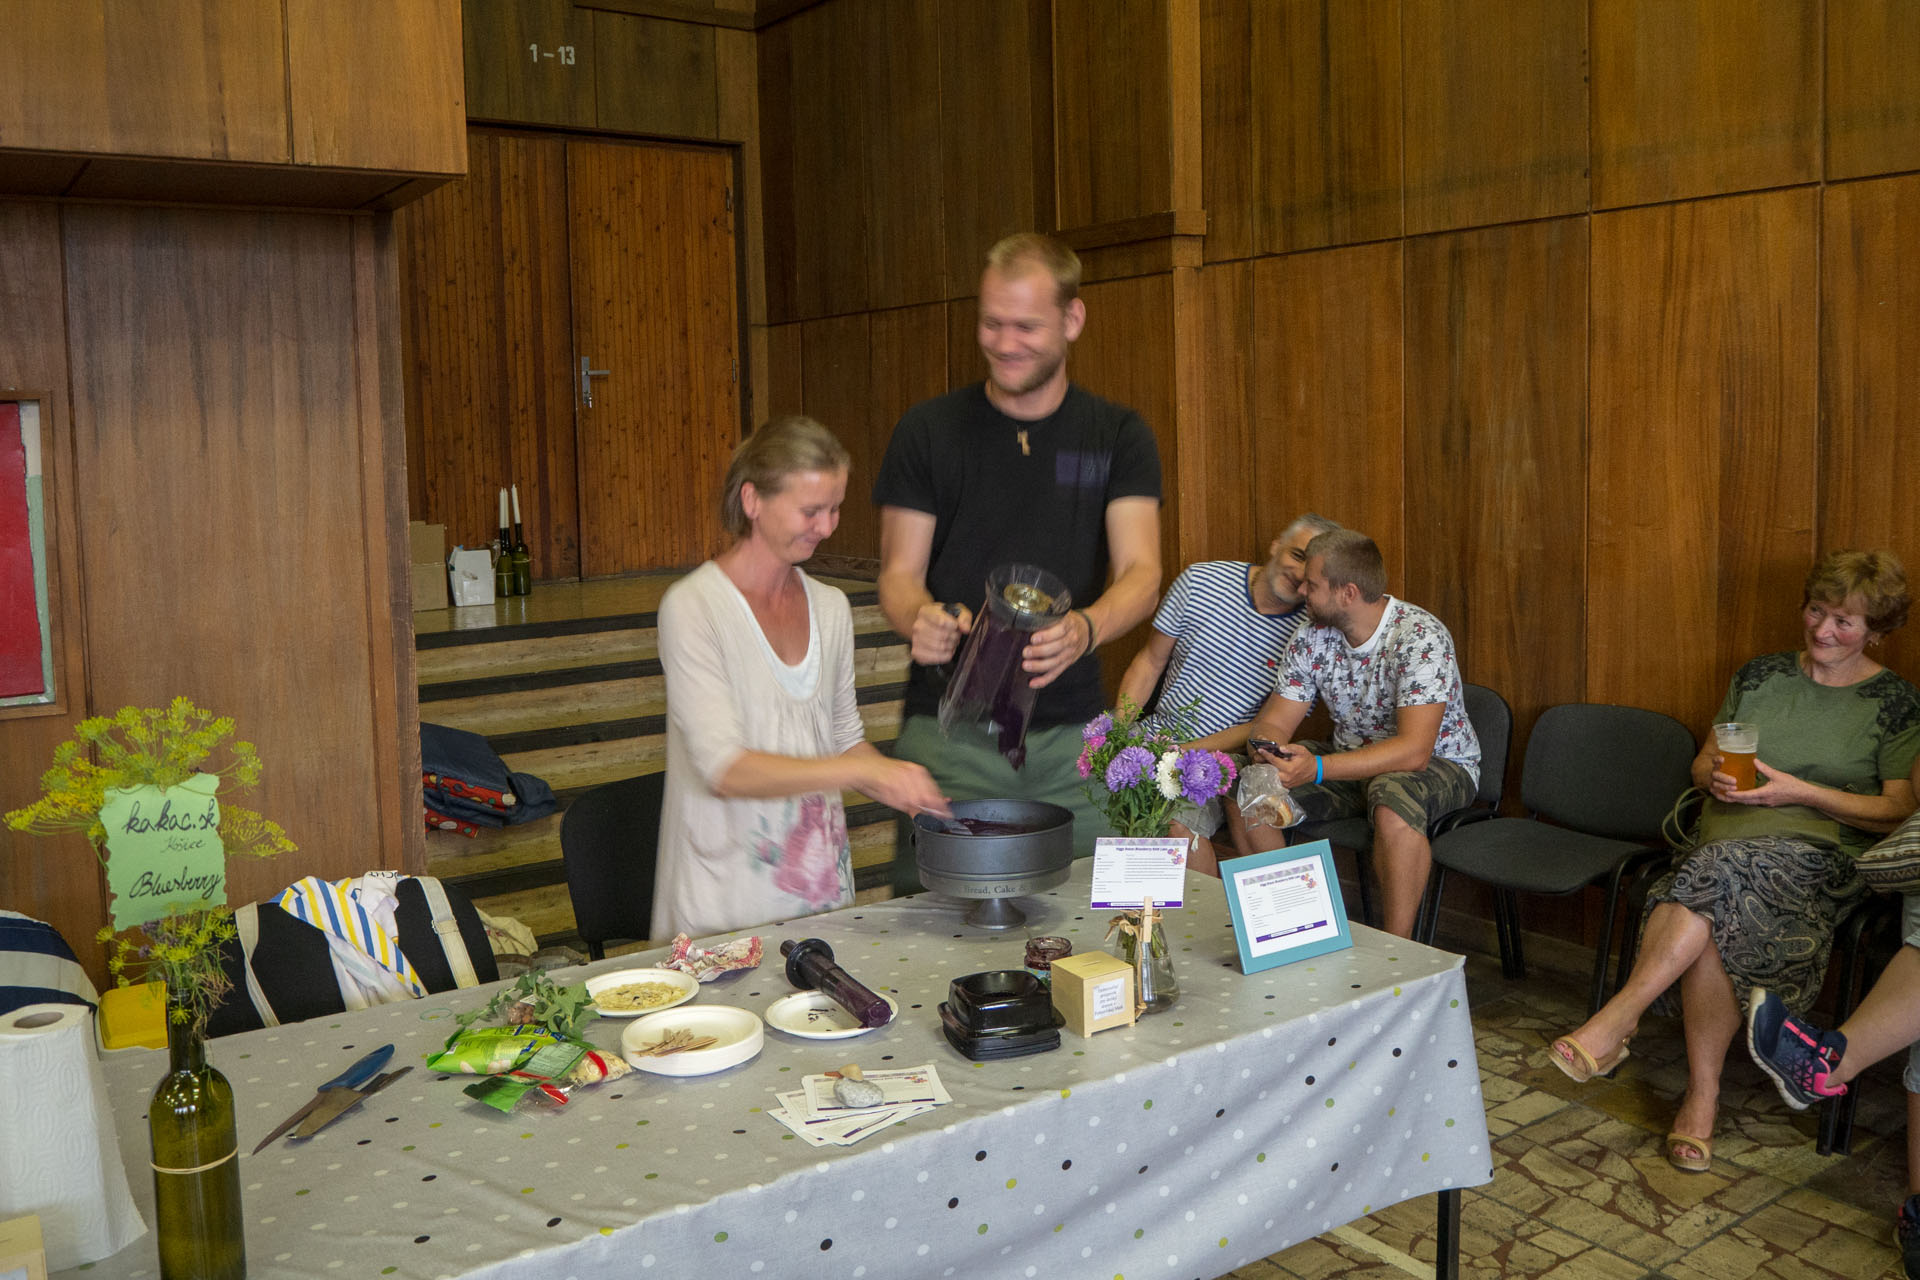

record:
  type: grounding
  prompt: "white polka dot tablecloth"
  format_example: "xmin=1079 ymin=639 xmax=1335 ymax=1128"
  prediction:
xmin=64 ymin=863 xmax=1490 ymax=1280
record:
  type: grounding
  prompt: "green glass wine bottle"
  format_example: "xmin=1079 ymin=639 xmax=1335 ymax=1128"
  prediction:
xmin=150 ymin=998 xmax=245 ymax=1280
xmin=510 ymin=483 xmax=532 ymax=596
xmin=495 ymin=487 xmax=514 ymax=601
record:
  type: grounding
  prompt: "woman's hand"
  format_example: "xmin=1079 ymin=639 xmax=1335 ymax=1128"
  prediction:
xmin=1710 ymin=758 xmax=1809 ymax=807
xmin=910 ymin=602 xmax=970 ymax=665
xmin=858 ymin=756 xmax=952 ymax=818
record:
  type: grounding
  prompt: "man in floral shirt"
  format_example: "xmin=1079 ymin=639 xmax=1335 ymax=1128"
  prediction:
xmin=1241 ymin=529 xmax=1480 ymax=938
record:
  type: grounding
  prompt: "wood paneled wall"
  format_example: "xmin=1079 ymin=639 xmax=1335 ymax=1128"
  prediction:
xmin=0 ymin=203 xmax=421 ymax=986
xmin=753 ymin=0 xmax=1920 ymax=953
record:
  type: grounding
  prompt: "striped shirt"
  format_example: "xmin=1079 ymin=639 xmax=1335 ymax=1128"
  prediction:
xmin=1141 ymin=560 xmax=1307 ymax=739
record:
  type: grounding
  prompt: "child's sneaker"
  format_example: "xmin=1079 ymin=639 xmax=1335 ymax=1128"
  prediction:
xmin=1745 ymin=987 xmax=1846 ymax=1111
xmin=1896 ymin=1193 xmax=1920 ymax=1280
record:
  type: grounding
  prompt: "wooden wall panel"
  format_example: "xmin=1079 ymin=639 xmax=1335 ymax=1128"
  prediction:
xmin=1588 ymin=190 xmax=1818 ymax=726
xmin=1828 ymin=0 xmax=1920 ymax=181
xmin=0 ymin=0 xmax=287 ymax=163
xmin=756 ymin=16 xmax=799 ymax=322
xmin=865 ymin=304 xmax=950 ymax=543
xmin=796 ymin=314 xmax=873 ymax=554
xmin=1199 ymin=0 xmax=1254 ymax=262
xmin=784 ymin=1 xmax=871 ymax=320
xmin=1249 ymin=242 xmax=1405 ymax=580
xmin=1404 ymin=218 xmax=1589 ymax=781
xmin=395 ymin=132 xmax=579 ymax=576
xmin=0 ymin=203 xmax=105 ymax=983
xmin=946 ymin=296 xmax=984 ymax=391
xmin=1402 ymin=0 xmax=1588 ymax=235
xmin=60 ymin=206 xmax=392 ymax=911
xmin=593 ymin=11 xmax=720 ymax=139
xmin=862 ymin=2 xmax=945 ymax=310
xmin=288 ymin=0 xmax=466 ymax=174
xmin=761 ymin=322 xmax=804 ymax=427
xmin=1251 ymin=0 xmax=1401 ymax=254
xmin=1821 ymin=175 xmax=1920 ymax=678
xmin=1591 ymin=0 xmax=1819 ymax=209
xmin=463 ymin=0 xmax=597 ymax=128
xmin=570 ymin=140 xmax=740 ymax=574
xmin=1186 ymin=259 xmax=1254 ymax=561
xmin=1054 ymin=0 xmax=1173 ymax=229
xmin=938 ymin=0 xmax=1052 ymax=286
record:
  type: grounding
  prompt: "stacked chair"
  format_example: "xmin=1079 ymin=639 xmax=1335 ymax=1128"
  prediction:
xmin=559 ymin=772 xmax=665 ymax=960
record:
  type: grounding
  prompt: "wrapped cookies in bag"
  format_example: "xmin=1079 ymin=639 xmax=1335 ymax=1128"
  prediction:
xmin=1237 ymin=763 xmax=1303 ymax=830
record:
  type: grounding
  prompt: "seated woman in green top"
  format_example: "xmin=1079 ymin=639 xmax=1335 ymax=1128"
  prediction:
xmin=1548 ymin=549 xmax=1920 ymax=1173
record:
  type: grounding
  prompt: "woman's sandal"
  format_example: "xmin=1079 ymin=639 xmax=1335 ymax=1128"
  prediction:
xmin=1665 ymin=1131 xmax=1712 ymax=1173
xmin=1547 ymin=1035 xmax=1630 ymax=1084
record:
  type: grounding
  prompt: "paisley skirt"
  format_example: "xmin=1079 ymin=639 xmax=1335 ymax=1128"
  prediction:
xmin=1645 ymin=834 xmax=1865 ymax=1011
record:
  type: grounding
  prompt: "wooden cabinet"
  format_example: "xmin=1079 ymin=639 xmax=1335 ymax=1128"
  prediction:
xmin=0 ymin=0 xmax=465 ymax=206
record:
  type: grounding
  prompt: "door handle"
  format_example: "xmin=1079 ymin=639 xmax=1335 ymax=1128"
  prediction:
xmin=579 ymin=357 xmax=610 ymax=408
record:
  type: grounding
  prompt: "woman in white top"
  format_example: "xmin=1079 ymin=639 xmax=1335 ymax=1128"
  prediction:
xmin=650 ymin=417 xmax=951 ymax=938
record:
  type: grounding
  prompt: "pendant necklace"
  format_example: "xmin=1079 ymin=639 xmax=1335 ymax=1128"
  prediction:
xmin=1016 ymin=429 xmax=1030 ymax=456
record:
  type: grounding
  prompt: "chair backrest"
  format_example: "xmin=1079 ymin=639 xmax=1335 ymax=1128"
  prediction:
xmin=1520 ymin=703 xmax=1697 ymax=842
xmin=1461 ymin=683 xmax=1514 ymax=810
xmin=559 ymin=771 xmax=666 ymax=953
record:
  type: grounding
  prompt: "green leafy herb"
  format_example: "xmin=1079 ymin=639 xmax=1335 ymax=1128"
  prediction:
xmin=457 ymin=971 xmax=595 ymax=1040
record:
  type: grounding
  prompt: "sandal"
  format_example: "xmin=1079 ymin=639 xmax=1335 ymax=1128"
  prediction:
xmin=1548 ymin=1035 xmax=1630 ymax=1084
xmin=1665 ymin=1131 xmax=1712 ymax=1173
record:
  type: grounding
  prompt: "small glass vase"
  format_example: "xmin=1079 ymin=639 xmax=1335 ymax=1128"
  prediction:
xmin=1108 ymin=914 xmax=1179 ymax=1014
xmin=151 ymin=997 xmax=246 ymax=1280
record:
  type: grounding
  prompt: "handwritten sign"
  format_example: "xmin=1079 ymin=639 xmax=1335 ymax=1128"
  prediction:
xmin=100 ymin=773 xmax=226 ymax=929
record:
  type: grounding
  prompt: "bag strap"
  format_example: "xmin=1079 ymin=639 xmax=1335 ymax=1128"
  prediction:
xmin=232 ymin=904 xmax=280 ymax=1028
xmin=1662 ymin=786 xmax=1707 ymax=853
xmin=418 ymin=877 xmax=480 ymax=989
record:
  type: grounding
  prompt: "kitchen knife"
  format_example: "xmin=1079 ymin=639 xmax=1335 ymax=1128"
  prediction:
xmin=250 ymin=1044 xmax=395 ymax=1155
xmin=294 ymin=1065 xmax=414 ymax=1140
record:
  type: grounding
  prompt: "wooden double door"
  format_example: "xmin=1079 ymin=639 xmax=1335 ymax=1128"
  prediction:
xmin=397 ymin=129 xmax=741 ymax=579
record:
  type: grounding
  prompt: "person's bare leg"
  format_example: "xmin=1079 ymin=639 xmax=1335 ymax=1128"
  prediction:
xmin=1669 ymin=943 xmax=1739 ymax=1162
xmin=1371 ymin=805 xmax=1430 ymax=939
xmin=1222 ymin=795 xmax=1257 ymax=861
xmin=1556 ymin=903 xmax=1714 ymax=1069
xmin=1173 ymin=819 xmax=1219 ymax=879
xmin=1827 ymin=946 xmax=1920 ymax=1089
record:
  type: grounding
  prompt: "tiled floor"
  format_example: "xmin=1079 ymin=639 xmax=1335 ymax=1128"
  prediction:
xmin=1231 ymin=951 xmax=1914 ymax=1278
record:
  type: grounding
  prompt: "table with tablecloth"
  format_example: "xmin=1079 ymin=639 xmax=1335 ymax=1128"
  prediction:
xmin=62 ymin=861 xmax=1491 ymax=1279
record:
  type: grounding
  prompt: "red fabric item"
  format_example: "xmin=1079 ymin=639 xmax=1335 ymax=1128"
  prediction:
xmin=0 ymin=402 xmax=44 ymax=698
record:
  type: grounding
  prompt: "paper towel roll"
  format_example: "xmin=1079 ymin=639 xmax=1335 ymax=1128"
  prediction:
xmin=0 ymin=1002 xmax=147 ymax=1269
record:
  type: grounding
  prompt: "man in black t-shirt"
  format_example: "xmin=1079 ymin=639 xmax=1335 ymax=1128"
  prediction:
xmin=872 ymin=233 xmax=1163 ymax=876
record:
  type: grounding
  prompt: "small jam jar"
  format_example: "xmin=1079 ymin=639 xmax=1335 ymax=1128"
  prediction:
xmin=1024 ymin=935 xmax=1073 ymax=985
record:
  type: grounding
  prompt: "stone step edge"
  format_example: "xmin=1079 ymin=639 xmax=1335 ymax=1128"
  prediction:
xmin=417 ymin=588 xmax=880 ymax=652
xmin=473 ymin=683 xmax=906 ymax=756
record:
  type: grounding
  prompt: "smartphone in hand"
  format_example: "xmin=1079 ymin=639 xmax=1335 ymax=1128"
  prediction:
xmin=1247 ymin=738 xmax=1281 ymax=757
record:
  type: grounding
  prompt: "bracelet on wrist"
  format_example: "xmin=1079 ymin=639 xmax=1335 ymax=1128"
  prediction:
xmin=1314 ymin=755 xmax=1324 ymax=785
xmin=1075 ymin=608 xmax=1098 ymax=652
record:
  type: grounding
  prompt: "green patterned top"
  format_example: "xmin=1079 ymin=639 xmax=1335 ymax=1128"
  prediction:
xmin=1699 ymin=651 xmax=1920 ymax=856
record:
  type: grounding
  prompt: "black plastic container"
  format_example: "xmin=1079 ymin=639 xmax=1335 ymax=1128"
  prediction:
xmin=939 ymin=969 xmax=1061 ymax=1061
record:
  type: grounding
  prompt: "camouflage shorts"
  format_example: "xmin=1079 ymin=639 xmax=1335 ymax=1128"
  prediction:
xmin=1287 ymin=740 xmax=1477 ymax=834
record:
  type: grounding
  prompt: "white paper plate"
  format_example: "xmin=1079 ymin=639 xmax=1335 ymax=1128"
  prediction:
xmin=763 ymin=990 xmax=898 ymax=1040
xmin=585 ymin=967 xmax=698 ymax=1018
xmin=620 ymin=1005 xmax=764 ymax=1076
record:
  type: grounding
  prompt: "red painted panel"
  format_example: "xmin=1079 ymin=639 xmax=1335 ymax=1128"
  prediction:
xmin=0 ymin=401 xmax=44 ymax=697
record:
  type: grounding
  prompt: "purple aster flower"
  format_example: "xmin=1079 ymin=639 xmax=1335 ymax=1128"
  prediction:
xmin=1082 ymin=713 xmax=1113 ymax=744
xmin=1177 ymin=749 xmax=1224 ymax=807
xmin=1105 ymin=745 xmax=1154 ymax=792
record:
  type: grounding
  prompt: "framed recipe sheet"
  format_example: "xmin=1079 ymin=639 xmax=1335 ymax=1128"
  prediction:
xmin=1222 ymin=839 xmax=1353 ymax=972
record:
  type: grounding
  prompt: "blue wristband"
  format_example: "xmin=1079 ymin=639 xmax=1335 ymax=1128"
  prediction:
xmin=1314 ymin=755 xmax=1324 ymax=785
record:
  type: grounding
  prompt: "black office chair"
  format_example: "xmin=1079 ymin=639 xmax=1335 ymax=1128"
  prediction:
xmin=1420 ymin=702 xmax=1696 ymax=1014
xmin=560 ymin=772 xmax=666 ymax=960
xmin=1291 ymin=682 xmax=1513 ymax=933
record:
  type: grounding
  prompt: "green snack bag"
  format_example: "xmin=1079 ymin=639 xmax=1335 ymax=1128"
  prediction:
xmin=427 ymin=1024 xmax=561 ymax=1075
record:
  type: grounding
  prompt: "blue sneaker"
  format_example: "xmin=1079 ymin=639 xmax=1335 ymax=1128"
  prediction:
xmin=1898 ymin=1194 xmax=1920 ymax=1280
xmin=1745 ymin=987 xmax=1846 ymax=1111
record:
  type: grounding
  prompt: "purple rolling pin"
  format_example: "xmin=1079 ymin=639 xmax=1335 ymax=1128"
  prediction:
xmin=781 ymin=938 xmax=893 ymax=1028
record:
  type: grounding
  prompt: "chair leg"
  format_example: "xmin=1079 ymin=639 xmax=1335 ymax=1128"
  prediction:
xmin=1818 ymin=905 xmax=1877 ymax=1156
xmin=1415 ymin=868 xmax=1445 ymax=946
xmin=587 ymin=939 xmax=606 ymax=962
xmin=1496 ymin=889 xmax=1526 ymax=981
xmin=1353 ymin=845 xmax=1376 ymax=928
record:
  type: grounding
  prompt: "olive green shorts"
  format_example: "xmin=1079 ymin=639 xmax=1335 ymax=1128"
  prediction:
xmin=1287 ymin=739 xmax=1477 ymax=833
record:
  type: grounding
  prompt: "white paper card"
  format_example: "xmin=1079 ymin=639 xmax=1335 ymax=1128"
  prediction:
xmin=1231 ymin=852 xmax=1342 ymax=957
xmin=1089 ymin=974 xmax=1128 ymax=1019
xmin=1090 ymin=837 xmax=1187 ymax=909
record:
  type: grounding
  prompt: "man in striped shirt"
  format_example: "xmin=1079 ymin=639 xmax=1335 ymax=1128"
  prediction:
xmin=1118 ymin=513 xmax=1340 ymax=869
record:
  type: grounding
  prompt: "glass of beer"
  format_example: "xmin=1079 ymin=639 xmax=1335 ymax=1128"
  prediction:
xmin=1714 ymin=722 xmax=1760 ymax=790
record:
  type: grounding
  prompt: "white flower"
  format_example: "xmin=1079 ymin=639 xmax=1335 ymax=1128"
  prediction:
xmin=1155 ymin=751 xmax=1182 ymax=801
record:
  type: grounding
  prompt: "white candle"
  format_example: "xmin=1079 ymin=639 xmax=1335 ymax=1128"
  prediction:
xmin=511 ymin=484 xmax=522 ymax=524
xmin=498 ymin=487 xmax=509 ymax=528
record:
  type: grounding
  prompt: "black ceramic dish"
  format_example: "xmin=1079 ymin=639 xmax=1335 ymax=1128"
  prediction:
xmin=938 ymin=1001 xmax=1061 ymax=1061
xmin=947 ymin=970 xmax=1054 ymax=1036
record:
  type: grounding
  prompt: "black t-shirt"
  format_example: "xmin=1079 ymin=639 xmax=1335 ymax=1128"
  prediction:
xmin=871 ymin=382 xmax=1163 ymax=726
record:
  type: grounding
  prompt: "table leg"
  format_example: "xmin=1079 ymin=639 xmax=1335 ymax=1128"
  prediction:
xmin=1435 ymin=1187 xmax=1461 ymax=1280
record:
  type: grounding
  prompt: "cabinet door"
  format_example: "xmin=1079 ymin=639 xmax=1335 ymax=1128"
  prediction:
xmin=568 ymin=139 xmax=741 ymax=576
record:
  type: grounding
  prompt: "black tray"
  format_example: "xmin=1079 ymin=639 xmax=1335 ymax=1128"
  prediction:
xmin=939 ymin=1001 xmax=1061 ymax=1061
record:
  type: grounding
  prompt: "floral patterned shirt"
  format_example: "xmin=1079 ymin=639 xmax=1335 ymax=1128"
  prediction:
xmin=1277 ymin=597 xmax=1480 ymax=784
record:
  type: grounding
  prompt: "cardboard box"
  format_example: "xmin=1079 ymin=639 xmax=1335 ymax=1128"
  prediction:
xmin=1050 ymin=951 xmax=1136 ymax=1037
xmin=410 ymin=558 xmax=448 ymax=611
xmin=0 ymin=1213 xmax=48 ymax=1280
xmin=408 ymin=520 xmax=445 ymax=565
xmin=98 ymin=980 xmax=168 ymax=1050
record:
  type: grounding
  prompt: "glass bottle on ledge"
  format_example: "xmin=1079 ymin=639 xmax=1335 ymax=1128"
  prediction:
xmin=150 ymin=995 xmax=245 ymax=1280
xmin=509 ymin=484 xmax=532 ymax=596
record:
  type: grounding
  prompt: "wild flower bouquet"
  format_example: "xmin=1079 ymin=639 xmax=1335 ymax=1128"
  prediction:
xmin=5 ymin=697 xmax=295 ymax=1031
xmin=1077 ymin=698 xmax=1236 ymax=838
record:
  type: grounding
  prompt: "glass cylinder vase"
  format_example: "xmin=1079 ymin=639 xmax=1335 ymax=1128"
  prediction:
xmin=150 ymin=997 xmax=245 ymax=1280
xmin=1107 ymin=914 xmax=1179 ymax=1014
